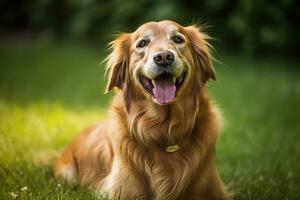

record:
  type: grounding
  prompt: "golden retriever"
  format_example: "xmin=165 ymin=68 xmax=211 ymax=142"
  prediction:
xmin=54 ymin=20 xmax=230 ymax=200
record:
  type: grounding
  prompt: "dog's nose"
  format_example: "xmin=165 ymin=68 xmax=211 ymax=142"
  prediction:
xmin=153 ymin=51 xmax=174 ymax=67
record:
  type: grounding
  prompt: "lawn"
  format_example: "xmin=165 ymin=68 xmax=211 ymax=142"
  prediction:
xmin=0 ymin=40 xmax=299 ymax=200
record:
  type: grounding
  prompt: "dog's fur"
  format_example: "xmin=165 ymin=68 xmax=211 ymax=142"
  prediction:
xmin=54 ymin=20 xmax=230 ymax=200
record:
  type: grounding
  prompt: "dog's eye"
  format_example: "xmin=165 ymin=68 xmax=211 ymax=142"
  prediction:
xmin=137 ymin=39 xmax=148 ymax=48
xmin=172 ymin=35 xmax=184 ymax=44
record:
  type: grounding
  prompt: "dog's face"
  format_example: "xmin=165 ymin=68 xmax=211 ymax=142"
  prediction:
xmin=106 ymin=20 xmax=216 ymax=105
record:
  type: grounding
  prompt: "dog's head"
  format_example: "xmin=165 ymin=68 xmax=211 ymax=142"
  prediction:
xmin=106 ymin=20 xmax=215 ymax=106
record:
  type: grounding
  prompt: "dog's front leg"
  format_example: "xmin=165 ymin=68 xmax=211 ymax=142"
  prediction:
xmin=97 ymin=155 xmax=147 ymax=199
xmin=191 ymin=163 xmax=231 ymax=200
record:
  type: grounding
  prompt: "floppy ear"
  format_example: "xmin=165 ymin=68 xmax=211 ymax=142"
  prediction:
xmin=185 ymin=25 xmax=216 ymax=82
xmin=105 ymin=33 xmax=131 ymax=91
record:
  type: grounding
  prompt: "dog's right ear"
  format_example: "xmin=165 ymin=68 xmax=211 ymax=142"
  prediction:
xmin=105 ymin=33 xmax=131 ymax=92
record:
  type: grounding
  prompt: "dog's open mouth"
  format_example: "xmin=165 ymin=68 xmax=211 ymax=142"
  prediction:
xmin=139 ymin=72 xmax=186 ymax=105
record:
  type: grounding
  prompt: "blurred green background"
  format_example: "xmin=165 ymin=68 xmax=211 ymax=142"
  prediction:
xmin=1 ymin=0 xmax=300 ymax=55
xmin=0 ymin=0 xmax=300 ymax=200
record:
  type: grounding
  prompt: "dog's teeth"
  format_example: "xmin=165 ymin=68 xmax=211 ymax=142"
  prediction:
xmin=173 ymin=77 xmax=176 ymax=83
xmin=151 ymin=80 xmax=155 ymax=86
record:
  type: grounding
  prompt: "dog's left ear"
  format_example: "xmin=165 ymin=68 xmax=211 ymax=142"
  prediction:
xmin=105 ymin=33 xmax=131 ymax=92
xmin=185 ymin=25 xmax=216 ymax=82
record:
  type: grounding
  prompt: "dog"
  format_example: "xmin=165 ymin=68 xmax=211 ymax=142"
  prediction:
xmin=54 ymin=20 xmax=230 ymax=200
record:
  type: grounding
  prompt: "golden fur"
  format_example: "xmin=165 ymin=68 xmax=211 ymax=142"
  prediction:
xmin=54 ymin=20 xmax=230 ymax=200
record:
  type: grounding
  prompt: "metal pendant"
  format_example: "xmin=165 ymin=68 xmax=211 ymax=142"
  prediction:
xmin=165 ymin=145 xmax=179 ymax=153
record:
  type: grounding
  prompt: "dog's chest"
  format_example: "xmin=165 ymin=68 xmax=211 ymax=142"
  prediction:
xmin=143 ymin=150 xmax=198 ymax=199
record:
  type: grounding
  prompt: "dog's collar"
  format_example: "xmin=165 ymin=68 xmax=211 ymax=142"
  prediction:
xmin=164 ymin=136 xmax=181 ymax=153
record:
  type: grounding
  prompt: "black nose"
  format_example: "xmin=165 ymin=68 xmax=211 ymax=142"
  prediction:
xmin=153 ymin=50 xmax=174 ymax=67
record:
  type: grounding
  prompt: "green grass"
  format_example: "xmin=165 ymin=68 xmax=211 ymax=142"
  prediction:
xmin=0 ymin=41 xmax=299 ymax=199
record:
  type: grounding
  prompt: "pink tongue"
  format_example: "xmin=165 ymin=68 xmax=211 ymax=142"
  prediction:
xmin=152 ymin=77 xmax=176 ymax=104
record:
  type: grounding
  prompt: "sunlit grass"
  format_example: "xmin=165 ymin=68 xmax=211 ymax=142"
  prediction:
xmin=0 ymin=100 xmax=106 ymax=163
xmin=0 ymin=99 xmax=106 ymax=199
xmin=0 ymin=41 xmax=299 ymax=199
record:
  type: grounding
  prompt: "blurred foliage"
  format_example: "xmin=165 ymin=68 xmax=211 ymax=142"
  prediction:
xmin=0 ymin=0 xmax=299 ymax=55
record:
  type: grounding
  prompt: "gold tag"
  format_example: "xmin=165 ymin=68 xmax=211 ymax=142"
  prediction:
xmin=165 ymin=145 xmax=179 ymax=153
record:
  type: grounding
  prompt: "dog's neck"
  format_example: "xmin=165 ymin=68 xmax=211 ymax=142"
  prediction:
xmin=112 ymin=88 xmax=209 ymax=150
